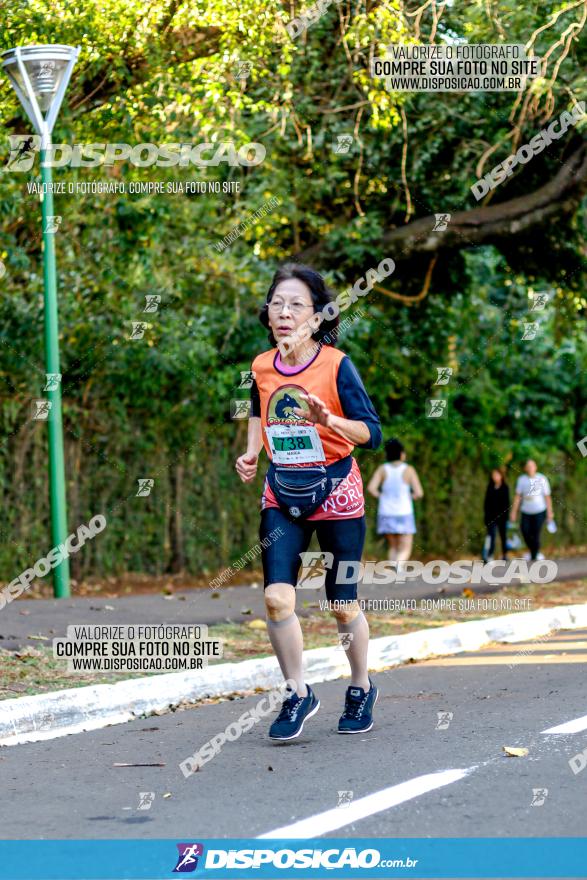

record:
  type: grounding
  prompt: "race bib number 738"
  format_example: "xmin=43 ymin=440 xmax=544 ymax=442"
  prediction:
xmin=264 ymin=424 xmax=326 ymax=464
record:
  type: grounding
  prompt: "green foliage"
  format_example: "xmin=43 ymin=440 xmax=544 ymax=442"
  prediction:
xmin=0 ymin=0 xmax=585 ymax=578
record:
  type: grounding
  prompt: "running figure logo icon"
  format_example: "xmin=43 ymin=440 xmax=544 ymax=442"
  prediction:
xmin=529 ymin=292 xmax=549 ymax=311
xmin=43 ymin=215 xmax=62 ymax=234
xmin=44 ymin=373 xmax=62 ymax=391
xmin=144 ymin=294 xmax=161 ymax=313
xmin=137 ymin=791 xmax=155 ymax=810
xmin=129 ymin=321 xmax=148 ymax=340
xmin=433 ymin=213 xmax=451 ymax=231
xmin=4 ymin=135 xmax=40 ymax=172
xmin=530 ymin=788 xmax=548 ymax=806
xmin=231 ymin=399 xmax=252 ymax=419
xmin=238 ymin=370 xmax=256 ymax=389
xmin=528 ymin=478 xmax=542 ymax=496
xmin=521 ymin=322 xmax=539 ymax=340
xmin=434 ymin=367 xmax=453 ymax=385
xmin=173 ymin=843 xmax=204 ymax=872
xmin=233 ymin=61 xmax=253 ymax=79
xmin=337 ymin=632 xmax=354 ymax=651
xmin=426 ymin=399 xmax=447 ymax=419
xmin=32 ymin=399 xmax=52 ymax=421
xmin=333 ymin=134 xmax=354 ymax=154
xmin=436 ymin=711 xmax=453 ymax=730
xmin=298 ymin=551 xmax=334 ymax=589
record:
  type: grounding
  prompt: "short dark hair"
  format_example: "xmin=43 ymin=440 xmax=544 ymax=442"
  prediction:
xmin=385 ymin=438 xmax=404 ymax=461
xmin=259 ymin=262 xmax=340 ymax=347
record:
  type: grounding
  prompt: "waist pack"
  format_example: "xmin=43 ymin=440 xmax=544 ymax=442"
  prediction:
xmin=267 ymin=456 xmax=353 ymax=520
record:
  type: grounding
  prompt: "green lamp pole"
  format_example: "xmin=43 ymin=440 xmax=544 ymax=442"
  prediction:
xmin=2 ymin=45 xmax=80 ymax=598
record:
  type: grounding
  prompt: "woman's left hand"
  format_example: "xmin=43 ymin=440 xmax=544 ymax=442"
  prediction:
xmin=294 ymin=392 xmax=333 ymax=428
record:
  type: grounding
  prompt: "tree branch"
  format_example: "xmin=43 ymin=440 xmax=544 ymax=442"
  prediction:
xmin=381 ymin=143 xmax=587 ymax=257
xmin=67 ymin=26 xmax=222 ymax=115
xmin=296 ymin=142 xmax=587 ymax=264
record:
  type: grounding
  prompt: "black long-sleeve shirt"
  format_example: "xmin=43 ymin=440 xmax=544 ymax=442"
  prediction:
xmin=483 ymin=482 xmax=510 ymax=526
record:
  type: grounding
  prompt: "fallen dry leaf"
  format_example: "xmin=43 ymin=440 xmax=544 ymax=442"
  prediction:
xmin=503 ymin=746 xmax=529 ymax=757
xmin=247 ymin=619 xmax=267 ymax=630
xmin=15 ymin=647 xmax=45 ymax=659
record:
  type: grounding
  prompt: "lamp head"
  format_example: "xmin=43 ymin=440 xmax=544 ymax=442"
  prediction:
xmin=1 ymin=44 xmax=79 ymax=135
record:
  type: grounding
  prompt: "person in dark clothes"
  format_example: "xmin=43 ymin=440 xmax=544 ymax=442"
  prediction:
xmin=482 ymin=467 xmax=511 ymax=562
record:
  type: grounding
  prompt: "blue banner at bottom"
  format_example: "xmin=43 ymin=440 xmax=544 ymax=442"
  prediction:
xmin=0 ymin=838 xmax=585 ymax=880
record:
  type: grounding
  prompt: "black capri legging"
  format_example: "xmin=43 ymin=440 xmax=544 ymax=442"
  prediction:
xmin=260 ymin=507 xmax=366 ymax=602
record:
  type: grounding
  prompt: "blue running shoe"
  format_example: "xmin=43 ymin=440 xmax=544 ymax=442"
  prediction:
xmin=269 ymin=684 xmax=320 ymax=740
xmin=338 ymin=679 xmax=378 ymax=734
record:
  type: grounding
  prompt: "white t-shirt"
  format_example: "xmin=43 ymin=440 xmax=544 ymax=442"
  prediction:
xmin=515 ymin=473 xmax=551 ymax=514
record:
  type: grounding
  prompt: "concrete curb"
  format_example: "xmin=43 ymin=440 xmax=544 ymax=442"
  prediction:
xmin=2 ymin=602 xmax=587 ymax=747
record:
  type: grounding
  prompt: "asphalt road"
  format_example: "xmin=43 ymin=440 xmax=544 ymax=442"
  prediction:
xmin=1 ymin=628 xmax=586 ymax=840
xmin=1 ymin=555 xmax=586 ymax=652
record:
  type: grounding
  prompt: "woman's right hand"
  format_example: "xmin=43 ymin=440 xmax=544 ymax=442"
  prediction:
xmin=235 ymin=451 xmax=258 ymax=483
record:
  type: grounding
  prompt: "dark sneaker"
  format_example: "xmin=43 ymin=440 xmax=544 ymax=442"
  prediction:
xmin=269 ymin=685 xmax=320 ymax=741
xmin=338 ymin=679 xmax=378 ymax=734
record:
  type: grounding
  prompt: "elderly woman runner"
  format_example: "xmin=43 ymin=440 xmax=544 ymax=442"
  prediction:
xmin=235 ymin=264 xmax=382 ymax=740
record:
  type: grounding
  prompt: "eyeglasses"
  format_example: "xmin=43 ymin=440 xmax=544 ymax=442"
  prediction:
xmin=268 ymin=299 xmax=314 ymax=316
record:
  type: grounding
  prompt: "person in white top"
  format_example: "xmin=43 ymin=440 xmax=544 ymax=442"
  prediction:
xmin=367 ymin=439 xmax=423 ymax=563
xmin=509 ymin=459 xmax=554 ymax=561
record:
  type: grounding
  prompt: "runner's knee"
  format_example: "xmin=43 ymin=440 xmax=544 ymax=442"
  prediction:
xmin=331 ymin=599 xmax=360 ymax=625
xmin=264 ymin=584 xmax=296 ymax=621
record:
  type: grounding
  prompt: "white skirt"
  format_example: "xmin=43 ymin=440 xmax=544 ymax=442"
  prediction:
xmin=377 ymin=513 xmax=416 ymax=535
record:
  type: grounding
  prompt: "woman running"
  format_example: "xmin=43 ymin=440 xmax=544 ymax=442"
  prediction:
xmin=235 ymin=263 xmax=382 ymax=740
xmin=482 ymin=467 xmax=510 ymax=562
xmin=367 ymin=439 xmax=423 ymax=566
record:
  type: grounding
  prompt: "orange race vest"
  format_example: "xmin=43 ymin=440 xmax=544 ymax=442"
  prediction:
xmin=251 ymin=345 xmax=354 ymax=466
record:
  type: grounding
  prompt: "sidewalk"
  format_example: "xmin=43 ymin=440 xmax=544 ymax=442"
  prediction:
xmin=3 ymin=601 xmax=587 ymax=747
xmin=1 ymin=555 xmax=586 ymax=652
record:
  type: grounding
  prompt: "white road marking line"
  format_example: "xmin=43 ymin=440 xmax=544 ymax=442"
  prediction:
xmin=542 ymin=714 xmax=587 ymax=735
xmin=258 ymin=768 xmax=473 ymax=839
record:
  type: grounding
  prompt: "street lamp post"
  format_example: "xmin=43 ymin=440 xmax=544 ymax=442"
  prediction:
xmin=2 ymin=45 xmax=80 ymax=598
